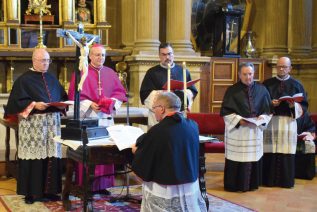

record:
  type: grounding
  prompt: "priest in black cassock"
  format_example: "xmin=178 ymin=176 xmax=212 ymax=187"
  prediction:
xmin=220 ymin=62 xmax=272 ymax=192
xmin=5 ymin=48 xmax=68 ymax=204
xmin=262 ymin=56 xmax=308 ymax=188
xmin=139 ymin=43 xmax=198 ymax=127
xmin=131 ymin=92 xmax=207 ymax=211
xmin=295 ymin=111 xmax=316 ymax=180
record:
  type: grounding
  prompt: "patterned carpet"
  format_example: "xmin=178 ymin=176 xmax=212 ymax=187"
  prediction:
xmin=0 ymin=185 xmax=255 ymax=212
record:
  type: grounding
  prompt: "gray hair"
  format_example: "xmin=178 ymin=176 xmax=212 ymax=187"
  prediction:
xmin=238 ymin=62 xmax=254 ymax=73
xmin=156 ymin=92 xmax=181 ymax=111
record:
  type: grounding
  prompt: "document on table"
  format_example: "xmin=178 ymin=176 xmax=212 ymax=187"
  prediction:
xmin=53 ymin=136 xmax=115 ymax=150
xmin=107 ymin=125 xmax=145 ymax=151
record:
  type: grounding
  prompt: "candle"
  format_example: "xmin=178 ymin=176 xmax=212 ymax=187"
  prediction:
xmin=167 ymin=63 xmax=171 ymax=92
xmin=183 ymin=62 xmax=187 ymax=113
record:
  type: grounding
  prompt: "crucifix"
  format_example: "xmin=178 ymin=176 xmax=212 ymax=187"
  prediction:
xmin=57 ymin=24 xmax=100 ymax=120
xmin=57 ymin=24 xmax=104 ymax=212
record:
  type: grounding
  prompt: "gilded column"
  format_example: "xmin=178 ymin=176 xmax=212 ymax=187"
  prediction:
xmin=97 ymin=0 xmax=107 ymax=24
xmin=166 ymin=0 xmax=195 ymax=54
xmin=62 ymin=0 xmax=74 ymax=25
xmin=6 ymin=0 xmax=19 ymax=23
xmin=262 ymin=0 xmax=289 ymax=56
xmin=312 ymin=0 xmax=317 ymax=56
xmin=133 ymin=0 xmax=160 ymax=55
xmin=121 ymin=0 xmax=135 ymax=50
xmin=288 ymin=0 xmax=312 ymax=57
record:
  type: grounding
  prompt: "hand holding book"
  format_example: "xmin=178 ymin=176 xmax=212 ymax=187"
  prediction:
xmin=278 ymin=93 xmax=304 ymax=103
xmin=47 ymin=101 xmax=74 ymax=108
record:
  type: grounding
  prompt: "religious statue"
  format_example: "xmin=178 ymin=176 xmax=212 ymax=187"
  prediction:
xmin=76 ymin=0 xmax=92 ymax=23
xmin=66 ymin=31 xmax=96 ymax=91
xmin=25 ymin=0 xmax=52 ymax=15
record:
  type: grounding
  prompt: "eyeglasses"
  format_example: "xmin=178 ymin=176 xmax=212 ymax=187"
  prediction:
xmin=277 ymin=65 xmax=290 ymax=69
xmin=150 ymin=105 xmax=163 ymax=113
xmin=35 ymin=59 xmax=52 ymax=64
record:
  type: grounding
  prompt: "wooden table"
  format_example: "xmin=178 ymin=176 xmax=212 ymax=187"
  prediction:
xmin=1 ymin=108 xmax=148 ymax=179
xmin=62 ymin=144 xmax=133 ymax=210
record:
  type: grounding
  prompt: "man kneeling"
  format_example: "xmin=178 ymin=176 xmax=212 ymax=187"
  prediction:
xmin=131 ymin=92 xmax=207 ymax=212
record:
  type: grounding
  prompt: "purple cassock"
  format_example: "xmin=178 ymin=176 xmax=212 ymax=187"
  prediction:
xmin=68 ymin=64 xmax=127 ymax=191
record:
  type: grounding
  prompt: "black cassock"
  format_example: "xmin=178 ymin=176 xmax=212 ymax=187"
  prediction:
xmin=220 ymin=81 xmax=271 ymax=192
xmin=5 ymin=70 xmax=67 ymax=198
xmin=132 ymin=113 xmax=199 ymax=185
xmin=140 ymin=64 xmax=198 ymax=110
xmin=220 ymin=81 xmax=272 ymax=117
xmin=5 ymin=70 xmax=68 ymax=116
xmin=262 ymin=76 xmax=308 ymax=188
xmin=295 ymin=112 xmax=316 ymax=180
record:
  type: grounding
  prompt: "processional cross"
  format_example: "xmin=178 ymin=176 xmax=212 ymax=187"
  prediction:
xmin=26 ymin=0 xmax=52 ymax=48
xmin=57 ymin=24 xmax=100 ymax=120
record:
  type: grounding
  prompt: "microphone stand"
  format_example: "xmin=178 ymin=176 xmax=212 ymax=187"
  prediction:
xmin=110 ymin=71 xmax=140 ymax=204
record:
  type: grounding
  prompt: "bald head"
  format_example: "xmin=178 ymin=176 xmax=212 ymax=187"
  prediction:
xmin=89 ymin=44 xmax=106 ymax=68
xmin=32 ymin=48 xmax=51 ymax=72
xmin=277 ymin=56 xmax=292 ymax=79
xmin=152 ymin=92 xmax=181 ymax=122
xmin=278 ymin=57 xmax=291 ymax=66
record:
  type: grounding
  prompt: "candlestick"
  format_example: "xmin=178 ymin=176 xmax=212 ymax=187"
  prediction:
xmin=167 ymin=63 xmax=171 ymax=92
xmin=183 ymin=62 xmax=187 ymax=114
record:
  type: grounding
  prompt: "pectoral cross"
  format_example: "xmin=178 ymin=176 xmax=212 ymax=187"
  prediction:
xmin=56 ymin=23 xmax=100 ymax=120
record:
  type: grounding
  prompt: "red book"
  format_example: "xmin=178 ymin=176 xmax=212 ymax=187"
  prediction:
xmin=47 ymin=101 xmax=74 ymax=108
xmin=278 ymin=93 xmax=304 ymax=102
xmin=162 ymin=78 xmax=200 ymax=90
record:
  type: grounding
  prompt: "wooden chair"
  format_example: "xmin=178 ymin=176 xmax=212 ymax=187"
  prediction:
xmin=187 ymin=113 xmax=225 ymax=153
xmin=0 ymin=105 xmax=19 ymax=178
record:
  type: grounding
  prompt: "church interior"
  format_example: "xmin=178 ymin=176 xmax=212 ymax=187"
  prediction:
xmin=0 ymin=0 xmax=317 ymax=211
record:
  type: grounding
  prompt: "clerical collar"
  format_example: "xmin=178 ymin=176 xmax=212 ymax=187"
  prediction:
xmin=89 ymin=64 xmax=103 ymax=71
xmin=29 ymin=67 xmax=46 ymax=73
xmin=276 ymin=75 xmax=290 ymax=81
xmin=160 ymin=63 xmax=175 ymax=69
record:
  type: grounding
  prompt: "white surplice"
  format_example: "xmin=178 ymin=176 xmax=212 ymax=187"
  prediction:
xmin=224 ymin=113 xmax=272 ymax=162
xmin=263 ymin=102 xmax=303 ymax=154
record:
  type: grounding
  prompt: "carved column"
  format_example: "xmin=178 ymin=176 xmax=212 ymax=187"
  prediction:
xmin=97 ymin=0 xmax=107 ymax=24
xmin=312 ymin=0 xmax=317 ymax=56
xmin=133 ymin=0 xmax=160 ymax=55
xmin=6 ymin=0 xmax=19 ymax=23
xmin=121 ymin=0 xmax=135 ymax=50
xmin=62 ymin=0 xmax=74 ymax=25
xmin=288 ymin=0 xmax=312 ymax=57
xmin=166 ymin=0 xmax=195 ymax=54
xmin=262 ymin=0 xmax=289 ymax=56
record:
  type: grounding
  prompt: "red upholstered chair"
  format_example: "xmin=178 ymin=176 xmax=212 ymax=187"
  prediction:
xmin=187 ymin=113 xmax=225 ymax=153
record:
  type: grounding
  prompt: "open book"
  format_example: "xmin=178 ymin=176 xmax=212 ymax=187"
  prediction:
xmin=278 ymin=93 xmax=304 ymax=102
xmin=162 ymin=79 xmax=200 ymax=90
xmin=241 ymin=116 xmax=271 ymax=127
xmin=48 ymin=101 xmax=74 ymax=108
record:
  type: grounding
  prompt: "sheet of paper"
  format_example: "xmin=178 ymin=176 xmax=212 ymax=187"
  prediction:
xmin=53 ymin=136 xmax=115 ymax=150
xmin=107 ymin=125 xmax=144 ymax=151
xmin=199 ymin=135 xmax=220 ymax=143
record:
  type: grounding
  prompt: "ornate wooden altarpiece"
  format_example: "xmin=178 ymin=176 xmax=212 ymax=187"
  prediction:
xmin=0 ymin=0 xmax=131 ymax=94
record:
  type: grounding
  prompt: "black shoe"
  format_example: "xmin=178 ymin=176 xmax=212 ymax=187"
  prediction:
xmin=44 ymin=194 xmax=61 ymax=201
xmin=25 ymin=195 xmax=34 ymax=204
